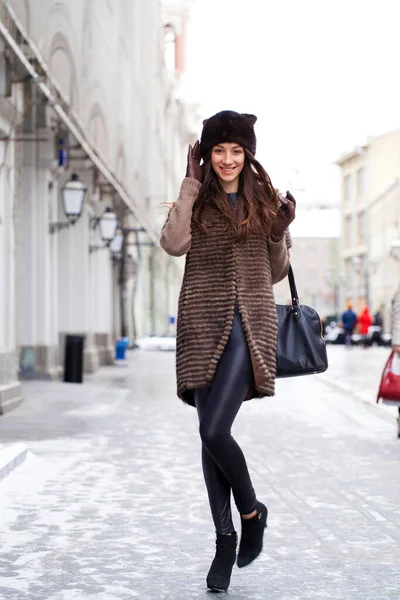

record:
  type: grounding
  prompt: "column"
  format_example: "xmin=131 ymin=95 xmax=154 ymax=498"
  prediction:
xmin=0 ymin=135 xmax=23 ymax=413
xmin=17 ymin=132 xmax=62 ymax=379
xmin=57 ymin=169 xmax=100 ymax=373
xmin=89 ymin=187 xmax=115 ymax=365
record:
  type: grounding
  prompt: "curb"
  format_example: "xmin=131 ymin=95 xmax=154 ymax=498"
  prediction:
xmin=319 ymin=376 xmax=397 ymax=425
xmin=0 ymin=443 xmax=28 ymax=482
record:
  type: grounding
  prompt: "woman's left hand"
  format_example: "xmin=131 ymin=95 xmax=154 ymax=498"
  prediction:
xmin=270 ymin=191 xmax=296 ymax=241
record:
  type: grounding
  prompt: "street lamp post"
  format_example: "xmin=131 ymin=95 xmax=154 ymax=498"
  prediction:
xmin=351 ymin=255 xmax=370 ymax=307
xmin=110 ymin=225 xmax=155 ymax=340
xmin=119 ymin=232 xmax=128 ymax=338
xmin=90 ymin=205 xmax=156 ymax=341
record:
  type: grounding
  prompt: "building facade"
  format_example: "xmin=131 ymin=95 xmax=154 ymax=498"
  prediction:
xmin=0 ymin=0 xmax=197 ymax=413
xmin=337 ymin=129 xmax=400 ymax=329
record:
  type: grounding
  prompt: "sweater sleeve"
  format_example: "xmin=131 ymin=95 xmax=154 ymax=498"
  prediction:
xmin=160 ymin=178 xmax=202 ymax=257
xmin=392 ymin=285 xmax=400 ymax=345
xmin=268 ymin=229 xmax=291 ymax=285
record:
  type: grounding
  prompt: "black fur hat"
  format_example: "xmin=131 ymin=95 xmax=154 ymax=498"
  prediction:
xmin=199 ymin=110 xmax=257 ymax=158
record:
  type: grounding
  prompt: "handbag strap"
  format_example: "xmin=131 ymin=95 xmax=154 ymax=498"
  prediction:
xmin=288 ymin=265 xmax=300 ymax=308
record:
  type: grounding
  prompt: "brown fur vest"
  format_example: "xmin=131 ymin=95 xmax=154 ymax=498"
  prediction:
xmin=160 ymin=178 xmax=291 ymax=407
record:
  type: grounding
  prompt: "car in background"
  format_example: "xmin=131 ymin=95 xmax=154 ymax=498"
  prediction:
xmin=324 ymin=322 xmax=392 ymax=346
xmin=324 ymin=323 xmax=346 ymax=344
xmin=135 ymin=335 xmax=176 ymax=351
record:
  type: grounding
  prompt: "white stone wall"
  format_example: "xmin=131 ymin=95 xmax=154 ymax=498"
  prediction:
xmin=0 ymin=0 xmax=197 ymax=409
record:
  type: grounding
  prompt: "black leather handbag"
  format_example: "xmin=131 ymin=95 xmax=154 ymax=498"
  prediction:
xmin=276 ymin=266 xmax=328 ymax=378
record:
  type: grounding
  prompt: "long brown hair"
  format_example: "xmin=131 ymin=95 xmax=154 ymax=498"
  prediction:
xmin=192 ymin=148 xmax=279 ymax=242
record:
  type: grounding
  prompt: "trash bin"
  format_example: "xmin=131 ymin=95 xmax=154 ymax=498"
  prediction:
xmin=115 ymin=337 xmax=129 ymax=360
xmin=64 ymin=334 xmax=85 ymax=383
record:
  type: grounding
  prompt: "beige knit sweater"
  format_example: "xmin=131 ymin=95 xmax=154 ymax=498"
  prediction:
xmin=160 ymin=177 xmax=291 ymax=406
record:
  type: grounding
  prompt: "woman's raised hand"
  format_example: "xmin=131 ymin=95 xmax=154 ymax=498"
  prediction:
xmin=186 ymin=140 xmax=203 ymax=183
xmin=270 ymin=191 xmax=296 ymax=241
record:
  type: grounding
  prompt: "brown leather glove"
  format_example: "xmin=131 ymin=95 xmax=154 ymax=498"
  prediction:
xmin=185 ymin=140 xmax=203 ymax=183
xmin=270 ymin=191 xmax=296 ymax=241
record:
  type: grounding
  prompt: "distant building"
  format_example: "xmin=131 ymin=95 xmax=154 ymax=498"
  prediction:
xmin=274 ymin=236 xmax=340 ymax=319
xmin=336 ymin=129 xmax=400 ymax=329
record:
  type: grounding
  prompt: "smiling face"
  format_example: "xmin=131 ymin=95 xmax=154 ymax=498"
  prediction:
xmin=210 ymin=142 xmax=245 ymax=193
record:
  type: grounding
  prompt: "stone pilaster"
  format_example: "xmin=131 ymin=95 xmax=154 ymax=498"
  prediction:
xmin=0 ymin=95 xmax=24 ymax=413
xmin=17 ymin=128 xmax=62 ymax=379
xmin=95 ymin=333 xmax=114 ymax=365
xmin=0 ymin=352 xmax=23 ymax=415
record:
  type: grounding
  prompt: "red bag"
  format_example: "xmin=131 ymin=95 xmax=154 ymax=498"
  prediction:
xmin=376 ymin=351 xmax=400 ymax=403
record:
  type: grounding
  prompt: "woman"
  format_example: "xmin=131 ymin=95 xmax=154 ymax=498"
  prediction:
xmin=160 ymin=111 xmax=295 ymax=592
xmin=341 ymin=302 xmax=357 ymax=346
xmin=392 ymin=283 xmax=400 ymax=437
xmin=358 ymin=306 xmax=373 ymax=348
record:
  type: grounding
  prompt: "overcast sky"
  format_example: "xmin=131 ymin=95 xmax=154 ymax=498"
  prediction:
xmin=185 ymin=0 xmax=400 ymax=233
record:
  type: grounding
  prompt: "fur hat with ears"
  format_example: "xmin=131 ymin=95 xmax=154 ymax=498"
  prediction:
xmin=199 ymin=110 xmax=257 ymax=158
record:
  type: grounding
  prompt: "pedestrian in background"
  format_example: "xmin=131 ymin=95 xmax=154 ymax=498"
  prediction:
xmin=372 ymin=306 xmax=384 ymax=346
xmin=341 ymin=302 xmax=357 ymax=346
xmin=391 ymin=283 xmax=400 ymax=437
xmin=358 ymin=305 xmax=373 ymax=348
xmin=160 ymin=111 xmax=296 ymax=592
xmin=374 ymin=307 xmax=384 ymax=330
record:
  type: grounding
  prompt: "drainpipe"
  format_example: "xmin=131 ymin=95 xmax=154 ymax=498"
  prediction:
xmin=119 ymin=234 xmax=128 ymax=338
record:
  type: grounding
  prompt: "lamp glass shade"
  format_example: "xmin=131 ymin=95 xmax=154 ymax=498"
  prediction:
xmin=99 ymin=208 xmax=118 ymax=243
xmin=62 ymin=174 xmax=87 ymax=220
xmin=110 ymin=230 xmax=123 ymax=254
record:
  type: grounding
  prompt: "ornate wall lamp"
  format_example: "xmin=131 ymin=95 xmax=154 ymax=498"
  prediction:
xmin=49 ymin=173 xmax=87 ymax=234
xmin=109 ymin=228 xmax=124 ymax=258
xmin=89 ymin=207 xmax=119 ymax=253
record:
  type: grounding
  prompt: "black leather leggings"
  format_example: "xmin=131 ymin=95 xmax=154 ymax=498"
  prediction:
xmin=193 ymin=310 xmax=257 ymax=535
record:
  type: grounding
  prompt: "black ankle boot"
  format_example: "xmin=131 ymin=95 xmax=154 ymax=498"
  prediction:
xmin=237 ymin=501 xmax=268 ymax=568
xmin=207 ymin=532 xmax=237 ymax=592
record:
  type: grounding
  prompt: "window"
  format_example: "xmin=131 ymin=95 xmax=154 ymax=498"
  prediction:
xmin=343 ymin=174 xmax=351 ymax=205
xmin=343 ymin=215 xmax=352 ymax=246
xmin=357 ymin=211 xmax=366 ymax=244
xmin=344 ymin=259 xmax=351 ymax=288
xmin=356 ymin=168 xmax=364 ymax=197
